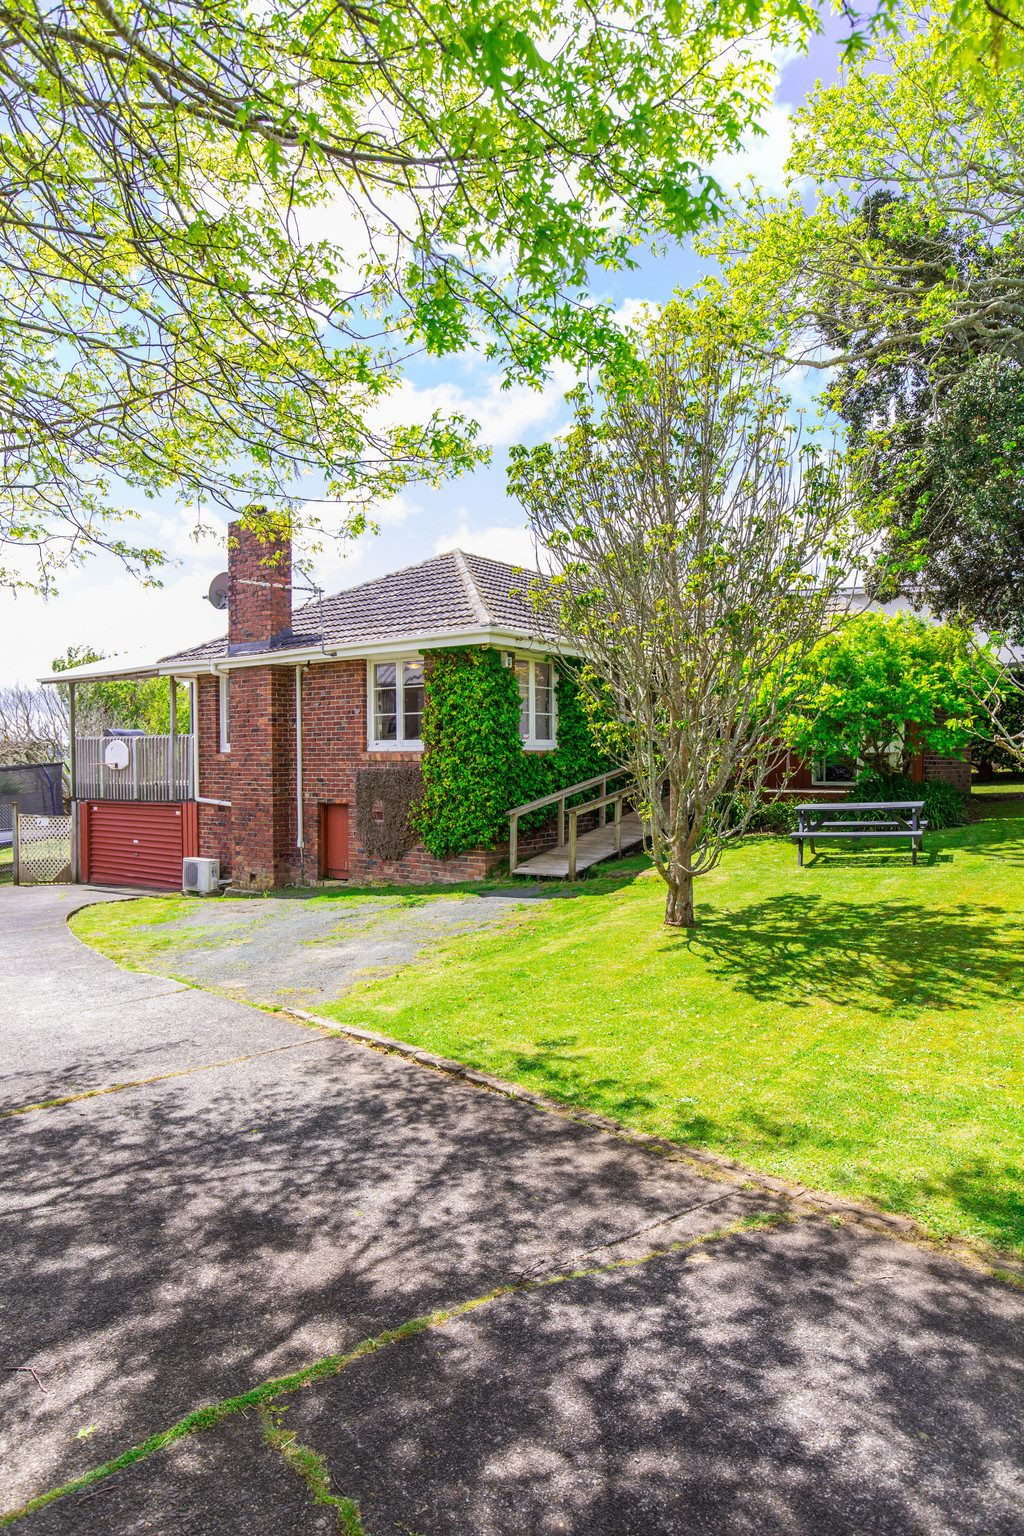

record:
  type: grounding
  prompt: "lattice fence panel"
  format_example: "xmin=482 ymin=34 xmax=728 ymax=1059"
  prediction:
xmin=15 ymin=813 xmax=73 ymax=884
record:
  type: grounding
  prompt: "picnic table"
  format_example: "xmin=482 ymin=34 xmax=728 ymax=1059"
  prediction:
xmin=792 ymin=801 xmax=927 ymax=866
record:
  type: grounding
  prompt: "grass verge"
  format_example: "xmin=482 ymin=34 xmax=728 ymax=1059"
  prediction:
xmin=312 ymin=814 xmax=1024 ymax=1258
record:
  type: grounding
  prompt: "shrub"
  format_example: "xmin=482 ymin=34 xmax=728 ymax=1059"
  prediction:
xmin=850 ymin=768 xmax=918 ymax=804
xmin=413 ymin=648 xmax=613 ymax=859
xmin=712 ymin=789 xmax=798 ymax=836
xmin=745 ymin=797 xmax=799 ymax=835
xmin=413 ymin=648 xmax=524 ymax=860
xmin=849 ymin=768 xmax=967 ymax=830
xmin=921 ymin=779 xmax=969 ymax=830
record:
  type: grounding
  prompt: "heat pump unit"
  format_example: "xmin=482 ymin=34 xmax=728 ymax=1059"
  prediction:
xmin=183 ymin=857 xmax=220 ymax=895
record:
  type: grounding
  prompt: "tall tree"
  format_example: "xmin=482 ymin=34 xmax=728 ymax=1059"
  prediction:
xmin=509 ymin=296 xmax=859 ymax=928
xmin=1 ymin=0 xmax=806 ymax=592
xmin=49 ymin=647 xmax=191 ymax=736
xmin=715 ymin=9 xmax=1024 ymax=638
xmin=0 ymin=681 xmax=64 ymax=762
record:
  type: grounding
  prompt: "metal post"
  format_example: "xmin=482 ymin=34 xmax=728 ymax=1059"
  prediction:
xmin=568 ymin=810 xmax=577 ymax=880
xmin=12 ymin=803 xmax=19 ymax=885
xmin=71 ymin=802 xmax=79 ymax=884
xmin=168 ymin=675 xmax=177 ymax=801
xmin=68 ymin=682 xmax=77 ymax=802
xmin=295 ymin=665 xmax=304 ymax=852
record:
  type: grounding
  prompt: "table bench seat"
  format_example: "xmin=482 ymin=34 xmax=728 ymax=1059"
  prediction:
xmin=790 ymin=827 xmax=926 ymax=839
xmin=792 ymin=801 xmax=927 ymax=866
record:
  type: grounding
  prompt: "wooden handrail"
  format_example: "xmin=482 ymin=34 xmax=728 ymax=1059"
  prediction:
xmin=508 ymin=770 xmax=627 ymax=820
xmin=566 ymin=787 xmax=628 ymax=879
xmin=508 ymin=769 xmax=630 ymax=873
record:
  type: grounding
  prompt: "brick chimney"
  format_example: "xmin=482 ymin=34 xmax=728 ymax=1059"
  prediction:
xmin=227 ymin=510 xmax=292 ymax=654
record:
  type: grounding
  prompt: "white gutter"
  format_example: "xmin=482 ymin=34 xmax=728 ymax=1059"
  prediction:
xmin=152 ymin=626 xmax=560 ymax=677
xmin=42 ymin=628 xmax=564 ymax=688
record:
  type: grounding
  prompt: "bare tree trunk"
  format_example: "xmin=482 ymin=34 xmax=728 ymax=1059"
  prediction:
xmin=664 ymin=855 xmax=695 ymax=928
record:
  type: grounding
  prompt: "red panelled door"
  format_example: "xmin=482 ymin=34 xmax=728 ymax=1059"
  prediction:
xmin=81 ymin=802 xmax=193 ymax=890
xmin=320 ymin=803 xmax=349 ymax=879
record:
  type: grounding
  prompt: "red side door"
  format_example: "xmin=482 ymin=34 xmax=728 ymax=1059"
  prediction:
xmin=320 ymin=803 xmax=349 ymax=879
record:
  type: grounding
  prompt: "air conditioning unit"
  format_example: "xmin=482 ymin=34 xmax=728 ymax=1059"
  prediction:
xmin=183 ymin=857 xmax=221 ymax=895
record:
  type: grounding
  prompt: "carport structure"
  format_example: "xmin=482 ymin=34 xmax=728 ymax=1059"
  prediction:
xmin=41 ymin=654 xmax=204 ymax=890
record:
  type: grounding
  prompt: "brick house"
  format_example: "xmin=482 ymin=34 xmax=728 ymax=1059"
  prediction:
xmin=62 ymin=518 xmax=575 ymax=889
xmin=51 ymin=521 xmax=973 ymax=891
xmin=761 ymin=593 xmax=975 ymax=801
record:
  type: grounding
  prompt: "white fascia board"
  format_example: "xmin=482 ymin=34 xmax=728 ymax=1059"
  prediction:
xmin=39 ymin=629 xmax=572 ymax=685
xmin=39 ymin=658 xmax=164 ymax=685
xmin=154 ymin=627 xmax=566 ymax=676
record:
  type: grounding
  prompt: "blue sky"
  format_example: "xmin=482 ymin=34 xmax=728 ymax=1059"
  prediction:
xmin=0 ymin=27 xmax=846 ymax=686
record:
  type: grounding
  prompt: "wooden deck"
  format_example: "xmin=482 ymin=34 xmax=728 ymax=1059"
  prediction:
xmin=513 ymin=811 xmax=645 ymax=878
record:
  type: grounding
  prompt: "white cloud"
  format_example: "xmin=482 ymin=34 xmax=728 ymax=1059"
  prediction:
xmin=375 ymin=358 xmax=577 ymax=449
xmin=434 ymin=517 xmax=542 ymax=570
xmin=1 ymin=557 xmax=226 ymax=685
xmin=711 ymin=101 xmax=794 ymax=198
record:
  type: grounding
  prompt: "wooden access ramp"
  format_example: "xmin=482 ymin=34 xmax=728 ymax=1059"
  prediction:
xmin=508 ymin=773 xmax=645 ymax=879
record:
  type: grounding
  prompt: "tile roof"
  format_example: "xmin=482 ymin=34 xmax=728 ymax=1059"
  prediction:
xmin=159 ymin=549 xmax=560 ymax=668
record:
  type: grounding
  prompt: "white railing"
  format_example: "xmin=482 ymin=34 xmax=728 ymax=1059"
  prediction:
xmin=75 ymin=735 xmax=194 ymax=802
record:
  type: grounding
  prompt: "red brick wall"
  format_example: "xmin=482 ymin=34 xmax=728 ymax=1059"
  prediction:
xmin=194 ymin=656 xmax=510 ymax=887
xmin=922 ymin=752 xmax=972 ymax=793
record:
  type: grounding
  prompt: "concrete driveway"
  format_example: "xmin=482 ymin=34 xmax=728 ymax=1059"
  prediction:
xmin=2 ymin=884 xmax=1023 ymax=1534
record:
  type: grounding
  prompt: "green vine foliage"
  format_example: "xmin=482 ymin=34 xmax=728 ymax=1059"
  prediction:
xmin=413 ymin=647 xmax=612 ymax=859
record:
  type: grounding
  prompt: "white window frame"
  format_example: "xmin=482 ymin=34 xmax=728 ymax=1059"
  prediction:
xmin=218 ymin=673 xmax=231 ymax=753
xmin=811 ymin=755 xmax=856 ymax=787
xmin=511 ymin=654 xmax=557 ymax=751
xmin=367 ymin=656 xmax=425 ymax=751
xmin=811 ymin=733 xmax=905 ymax=787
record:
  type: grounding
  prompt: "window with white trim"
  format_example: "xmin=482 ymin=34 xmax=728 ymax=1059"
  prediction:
xmin=369 ymin=658 xmax=425 ymax=749
xmin=218 ymin=673 xmax=231 ymax=753
xmin=811 ymin=755 xmax=856 ymax=786
xmin=513 ymin=656 xmax=556 ymax=749
xmin=812 ymin=734 xmax=904 ymax=786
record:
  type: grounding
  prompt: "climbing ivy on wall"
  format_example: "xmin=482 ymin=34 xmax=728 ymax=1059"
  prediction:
xmin=413 ymin=647 xmax=612 ymax=860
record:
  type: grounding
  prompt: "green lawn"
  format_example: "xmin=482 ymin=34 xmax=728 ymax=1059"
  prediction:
xmin=0 ymin=844 xmax=11 ymax=884
xmin=73 ymin=811 xmax=1024 ymax=1259
xmin=972 ymin=775 xmax=1024 ymax=797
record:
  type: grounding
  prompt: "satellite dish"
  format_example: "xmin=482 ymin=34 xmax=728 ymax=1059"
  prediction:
xmin=207 ymin=572 xmax=229 ymax=611
xmin=104 ymin=739 xmax=130 ymax=771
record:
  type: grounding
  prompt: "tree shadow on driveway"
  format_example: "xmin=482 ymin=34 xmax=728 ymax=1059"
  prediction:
xmin=22 ymin=1216 xmax=1024 ymax=1536
xmin=0 ymin=1030 xmax=769 ymax=1515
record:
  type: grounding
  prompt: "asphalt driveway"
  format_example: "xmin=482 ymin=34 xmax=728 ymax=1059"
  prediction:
xmin=2 ymin=884 xmax=1023 ymax=1534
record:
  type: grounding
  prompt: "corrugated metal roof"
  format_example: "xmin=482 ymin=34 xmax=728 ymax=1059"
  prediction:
xmin=158 ymin=549 xmax=560 ymax=668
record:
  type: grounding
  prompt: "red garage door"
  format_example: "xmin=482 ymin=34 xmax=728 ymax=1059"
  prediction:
xmin=80 ymin=802 xmax=197 ymax=890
